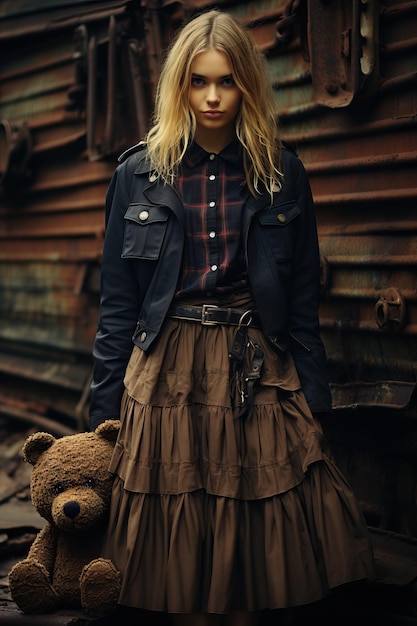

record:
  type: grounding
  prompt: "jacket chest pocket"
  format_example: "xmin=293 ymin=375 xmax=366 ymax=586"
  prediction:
xmin=122 ymin=203 xmax=169 ymax=260
xmin=257 ymin=201 xmax=301 ymax=262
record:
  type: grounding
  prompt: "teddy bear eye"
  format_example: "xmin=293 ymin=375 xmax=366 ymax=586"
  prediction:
xmin=85 ymin=478 xmax=96 ymax=488
xmin=53 ymin=483 xmax=66 ymax=495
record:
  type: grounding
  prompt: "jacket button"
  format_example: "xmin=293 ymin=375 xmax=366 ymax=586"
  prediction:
xmin=149 ymin=173 xmax=157 ymax=182
xmin=140 ymin=331 xmax=147 ymax=342
xmin=139 ymin=210 xmax=149 ymax=221
xmin=277 ymin=213 xmax=286 ymax=223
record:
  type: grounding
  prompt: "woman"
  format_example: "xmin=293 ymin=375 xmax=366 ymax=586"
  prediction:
xmin=89 ymin=9 xmax=375 ymax=626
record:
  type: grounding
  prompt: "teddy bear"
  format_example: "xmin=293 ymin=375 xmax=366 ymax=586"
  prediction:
xmin=8 ymin=419 xmax=122 ymax=618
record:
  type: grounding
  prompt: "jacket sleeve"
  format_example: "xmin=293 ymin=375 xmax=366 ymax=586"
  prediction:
xmin=286 ymin=151 xmax=333 ymax=417
xmin=89 ymin=162 xmax=140 ymax=430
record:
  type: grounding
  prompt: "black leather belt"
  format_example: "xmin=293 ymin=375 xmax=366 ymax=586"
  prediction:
xmin=167 ymin=304 xmax=261 ymax=328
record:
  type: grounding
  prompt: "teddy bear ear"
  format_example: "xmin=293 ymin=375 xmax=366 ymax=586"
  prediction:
xmin=95 ymin=419 xmax=121 ymax=445
xmin=23 ymin=431 xmax=56 ymax=465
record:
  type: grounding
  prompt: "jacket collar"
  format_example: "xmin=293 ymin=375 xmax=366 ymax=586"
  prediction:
xmin=133 ymin=144 xmax=273 ymax=217
xmin=133 ymin=149 xmax=153 ymax=175
xmin=133 ymin=150 xmax=185 ymax=226
xmin=245 ymin=187 xmax=274 ymax=214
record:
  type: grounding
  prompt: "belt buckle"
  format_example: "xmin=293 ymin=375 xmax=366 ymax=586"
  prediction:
xmin=201 ymin=304 xmax=219 ymax=325
xmin=238 ymin=309 xmax=253 ymax=327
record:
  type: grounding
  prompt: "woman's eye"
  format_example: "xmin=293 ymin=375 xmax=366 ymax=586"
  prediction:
xmin=191 ymin=76 xmax=204 ymax=87
xmin=222 ymin=77 xmax=235 ymax=87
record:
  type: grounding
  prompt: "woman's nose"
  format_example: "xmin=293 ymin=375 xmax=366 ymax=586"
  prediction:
xmin=206 ymin=84 xmax=220 ymax=102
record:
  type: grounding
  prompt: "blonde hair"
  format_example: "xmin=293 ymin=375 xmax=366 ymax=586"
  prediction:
xmin=145 ymin=10 xmax=282 ymax=196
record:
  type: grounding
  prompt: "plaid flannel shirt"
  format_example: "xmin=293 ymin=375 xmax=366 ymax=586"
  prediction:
xmin=176 ymin=140 xmax=249 ymax=297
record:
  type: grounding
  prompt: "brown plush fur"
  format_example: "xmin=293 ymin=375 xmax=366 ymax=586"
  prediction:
xmin=8 ymin=420 xmax=121 ymax=617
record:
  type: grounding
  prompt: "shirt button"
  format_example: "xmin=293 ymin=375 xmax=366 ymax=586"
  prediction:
xmin=209 ymin=231 xmax=216 ymax=238
xmin=140 ymin=331 xmax=147 ymax=342
xmin=211 ymin=265 xmax=218 ymax=272
xmin=209 ymin=201 xmax=216 ymax=207
xmin=139 ymin=210 xmax=149 ymax=221
xmin=277 ymin=213 xmax=287 ymax=223
xmin=209 ymin=174 xmax=215 ymax=181
xmin=209 ymin=154 xmax=215 ymax=160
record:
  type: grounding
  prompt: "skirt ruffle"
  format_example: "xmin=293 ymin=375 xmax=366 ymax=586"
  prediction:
xmin=103 ymin=297 xmax=375 ymax=613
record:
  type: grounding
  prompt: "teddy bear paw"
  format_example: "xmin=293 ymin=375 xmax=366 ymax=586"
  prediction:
xmin=80 ymin=557 xmax=121 ymax=617
xmin=8 ymin=558 xmax=59 ymax=614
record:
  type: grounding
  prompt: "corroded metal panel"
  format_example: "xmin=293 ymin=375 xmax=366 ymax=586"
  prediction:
xmin=0 ymin=0 xmax=154 ymax=430
xmin=266 ymin=1 xmax=417 ymax=405
xmin=258 ymin=0 xmax=417 ymax=564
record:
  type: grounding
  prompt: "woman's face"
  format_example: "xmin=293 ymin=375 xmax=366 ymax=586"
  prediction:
xmin=188 ymin=49 xmax=242 ymax=151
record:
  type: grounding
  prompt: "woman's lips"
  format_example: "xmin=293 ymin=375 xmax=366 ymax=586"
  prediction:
xmin=203 ymin=111 xmax=223 ymax=119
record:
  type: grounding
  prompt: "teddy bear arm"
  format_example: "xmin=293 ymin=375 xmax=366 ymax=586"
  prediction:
xmin=27 ymin=524 xmax=58 ymax=572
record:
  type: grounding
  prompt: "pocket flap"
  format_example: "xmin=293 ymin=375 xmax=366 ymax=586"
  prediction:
xmin=258 ymin=202 xmax=301 ymax=227
xmin=124 ymin=203 xmax=168 ymax=225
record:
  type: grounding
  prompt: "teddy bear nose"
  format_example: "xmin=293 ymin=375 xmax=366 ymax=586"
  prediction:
xmin=63 ymin=501 xmax=80 ymax=519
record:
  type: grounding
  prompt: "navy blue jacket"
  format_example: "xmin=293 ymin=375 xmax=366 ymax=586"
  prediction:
xmin=89 ymin=144 xmax=332 ymax=429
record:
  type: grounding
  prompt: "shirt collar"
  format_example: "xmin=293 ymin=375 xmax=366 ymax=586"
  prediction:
xmin=184 ymin=139 xmax=243 ymax=167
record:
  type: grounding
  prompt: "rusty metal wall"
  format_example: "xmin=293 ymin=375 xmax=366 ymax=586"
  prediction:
xmin=0 ymin=0 xmax=158 ymax=433
xmin=1 ymin=0 xmax=417 ymax=595
xmin=254 ymin=0 xmax=417 ymax=566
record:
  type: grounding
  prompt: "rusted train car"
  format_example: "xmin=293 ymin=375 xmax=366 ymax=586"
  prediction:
xmin=1 ymin=0 xmax=417 ymax=621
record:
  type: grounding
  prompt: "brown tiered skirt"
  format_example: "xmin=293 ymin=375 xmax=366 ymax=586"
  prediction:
xmin=103 ymin=295 xmax=375 ymax=614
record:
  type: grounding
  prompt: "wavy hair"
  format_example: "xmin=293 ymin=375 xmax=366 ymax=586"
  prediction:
xmin=145 ymin=10 xmax=282 ymax=196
